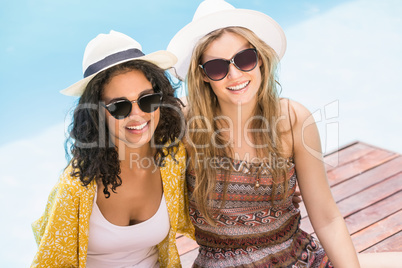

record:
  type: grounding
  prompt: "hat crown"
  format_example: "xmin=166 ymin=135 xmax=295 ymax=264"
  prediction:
xmin=82 ymin=30 xmax=142 ymax=75
xmin=167 ymin=0 xmax=287 ymax=80
xmin=62 ymin=30 xmax=177 ymax=96
xmin=193 ymin=0 xmax=235 ymax=21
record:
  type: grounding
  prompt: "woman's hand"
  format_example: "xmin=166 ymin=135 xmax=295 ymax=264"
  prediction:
xmin=292 ymin=188 xmax=302 ymax=208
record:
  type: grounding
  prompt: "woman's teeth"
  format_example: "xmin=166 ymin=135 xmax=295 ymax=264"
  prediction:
xmin=227 ymin=81 xmax=250 ymax=91
xmin=127 ymin=122 xmax=147 ymax=130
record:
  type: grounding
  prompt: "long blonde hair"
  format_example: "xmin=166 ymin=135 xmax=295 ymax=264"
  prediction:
xmin=185 ymin=27 xmax=290 ymax=224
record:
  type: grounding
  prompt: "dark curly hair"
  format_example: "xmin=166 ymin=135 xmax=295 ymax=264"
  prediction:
xmin=65 ymin=60 xmax=185 ymax=197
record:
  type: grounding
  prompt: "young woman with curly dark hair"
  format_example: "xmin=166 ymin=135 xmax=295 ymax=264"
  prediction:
xmin=68 ymin=59 xmax=185 ymax=199
xmin=31 ymin=30 xmax=194 ymax=268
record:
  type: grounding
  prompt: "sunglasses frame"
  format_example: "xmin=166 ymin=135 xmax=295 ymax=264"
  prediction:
xmin=199 ymin=48 xmax=258 ymax=81
xmin=102 ymin=92 xmax=163 ymax=119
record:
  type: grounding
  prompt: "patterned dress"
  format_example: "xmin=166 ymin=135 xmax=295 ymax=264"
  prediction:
xmin=187 ymin=157 xmax=333 ymax=268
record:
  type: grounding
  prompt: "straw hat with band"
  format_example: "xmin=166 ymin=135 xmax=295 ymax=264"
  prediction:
xmin=167 ymin=0 xmax=287 ymax=81
xmin=61 ymin=30 xmax=177 ymax=96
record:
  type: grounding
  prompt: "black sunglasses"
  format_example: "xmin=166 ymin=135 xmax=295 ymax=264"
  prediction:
xmin=103 ymin=92 xmax=162 ymax=119
xmin=199 ymin=48 xmax=258 ymax=81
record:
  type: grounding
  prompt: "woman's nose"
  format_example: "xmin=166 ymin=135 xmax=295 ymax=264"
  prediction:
xmin=128 ymin=101 xmax=145 ymax=117
xmin=227 ymin=63 xmax=243 ymax=79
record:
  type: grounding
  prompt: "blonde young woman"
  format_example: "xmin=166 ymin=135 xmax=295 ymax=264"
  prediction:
xmin=167 ymin=0 xmax=401 ymax=267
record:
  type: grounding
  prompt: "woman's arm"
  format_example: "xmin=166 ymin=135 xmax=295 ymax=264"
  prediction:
xmin=31 ymin=172 xmax=81 ymax=267
xmin=290 ymin=100 xmax=360 ymax=268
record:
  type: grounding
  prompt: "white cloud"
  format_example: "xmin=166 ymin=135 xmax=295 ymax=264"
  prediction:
xmin=303 ymin=4 xmax=320 ymax=16
xmin=280 ymin=0 xmax=402 ymax=153
xmin=0 ymin=123 xmax=67 ymax=266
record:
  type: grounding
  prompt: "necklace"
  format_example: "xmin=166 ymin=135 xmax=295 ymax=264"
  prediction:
xmin=254 ymin=163 xmax=263 ymax=188
xmin=255 ymin=178 xmax=260 ymax=188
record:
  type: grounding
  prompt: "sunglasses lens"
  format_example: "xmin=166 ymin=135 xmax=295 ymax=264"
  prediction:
xmin=105 ymin=93 xmax=162 ymax=119
xmin=234 ymin=49 xmax=258 ymax=72
xmin=138 ymin=93 xmax=162 ymax=113
xmin=203 ymin=59 xmax=229 ymax=81
xmin=108 ymin=100 xmax=132 ymax=119
xmin=202 ymin=49 xmax=258 ymax=81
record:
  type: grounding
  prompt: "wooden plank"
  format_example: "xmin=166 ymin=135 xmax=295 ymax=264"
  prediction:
xmin=299 ymin=202 xmax=308 ymax=218
xmin=323 ymin=140 xmax=359 ymax=158
xmin=358 ymin=141 xmax=401 ymax=155
xmin=351 ymin=210 xmax=402 ymax=252
xmin=299 ymin=157 xmax=402 ymax=219
xmin=300 ymin=216 xmax=314 ymax=235
xmin=336 ymin=172 xmax=402 ymax=218
xmin=331 ymin=156 xmax=402 ymax=202
xmin=362 ymin=231 xmax=402 ymax=253
xmin=180 ymin=248 xmax=199 ymax=267
xmin=324 ymin=142 xmax=375 ymax=172
xmin=345 ymin=191 xmax=402 ymax=234
xmin=326 ymin=149 xmax=398 ymax=186
xmin=290 ymin=143 xmax=369 ymax=219
xmin=300 ymin=176 xmax=402 ymax=235
xmin=176 ymin=235 xmax=199 ymax=255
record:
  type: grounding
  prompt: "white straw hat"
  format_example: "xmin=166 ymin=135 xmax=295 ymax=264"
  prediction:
xmin=61 ymin=30 xmax=177 ymax=96
xmin=167 ymin=0 xmax=286 ymax=80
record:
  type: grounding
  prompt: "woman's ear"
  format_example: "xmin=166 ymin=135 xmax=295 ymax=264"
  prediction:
xmin=202 ymin=73 xmax=210 ymax=83
xmin=258 ymin=54 xmax=263 ymax=67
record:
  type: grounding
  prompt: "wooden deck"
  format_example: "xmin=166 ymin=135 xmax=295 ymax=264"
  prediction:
xmin=176 ymin=141 xmax=402 ymax=266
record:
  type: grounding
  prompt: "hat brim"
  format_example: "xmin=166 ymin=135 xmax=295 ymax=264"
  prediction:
xmin=60 ymin=50 xmax=177 ymax=96
xmin=167 ymin=9 xmax=286 ymax=80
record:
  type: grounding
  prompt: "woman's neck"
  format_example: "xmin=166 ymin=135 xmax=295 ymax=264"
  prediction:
xmin=116 ymin=143 xmax=155 ymax=170
xmin=218 ymin=100 xmax=256 ymax=129
xmin=216 ymin=101 xmax=261 ymax=157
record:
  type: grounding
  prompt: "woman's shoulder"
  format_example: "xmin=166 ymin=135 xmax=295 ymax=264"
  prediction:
xmin=279 ymin=98 xmax=316 ymax=156
xmin=279 ymin=98 xmax=312 ymax=124
xmin=280 ymin=98 xmax=322 ymax=155
xmin=279 ymin=98 xmax=316 ymax=135
xmin=55 ymin=164 xmax=96 ymax=194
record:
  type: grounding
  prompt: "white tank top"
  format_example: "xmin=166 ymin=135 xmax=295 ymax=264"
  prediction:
xmin=86 ymin=191 xmax=170 ymax=268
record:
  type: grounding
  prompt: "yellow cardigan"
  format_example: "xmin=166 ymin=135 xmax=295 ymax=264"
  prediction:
xmin=31 ymin=143 xmax=195 ymax=267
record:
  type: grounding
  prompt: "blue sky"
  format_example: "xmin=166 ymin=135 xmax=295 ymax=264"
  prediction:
xmin=1 ymin=0 xmax=402 ymax=267
xmin=0 ymin=0 xmax=352 ymax=145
